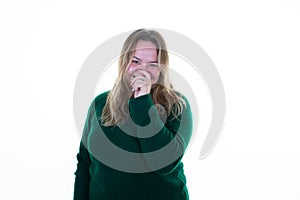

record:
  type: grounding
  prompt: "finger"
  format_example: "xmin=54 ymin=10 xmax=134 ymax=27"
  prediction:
xmin=130 ymin=75 xmax=145 ymax=84
xmin=136 ymin=69 xmax=151 ymax=80
xmin=130 ymin=77 xmax=151 ymax=88
xmin=131 ymin=78 xmax=150 ymax=90
xmin=130 ymin=74 xmax=151 ymax=85
xmin=132 ymin=83 xmax=144 ymax=92
xmin=132 ymin=69 xmax=151 ymax=79
xmin=131 ymin=80 xmax=147 ymax=90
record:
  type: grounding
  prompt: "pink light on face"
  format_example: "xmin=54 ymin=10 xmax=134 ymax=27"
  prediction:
xmin=125 ymin=40 xmax=160 ymax=84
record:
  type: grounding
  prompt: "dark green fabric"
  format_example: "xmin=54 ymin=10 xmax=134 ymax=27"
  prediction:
xmin=74 ymin=91 xmax=193 ymax=200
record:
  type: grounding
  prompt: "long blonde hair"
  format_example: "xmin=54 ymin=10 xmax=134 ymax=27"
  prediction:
xmin=101 ymin=29 xmax=186 ymax=126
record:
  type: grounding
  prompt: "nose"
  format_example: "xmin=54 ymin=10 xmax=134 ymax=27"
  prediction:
xmin=137 ymin=63 xmax=147 ymax=70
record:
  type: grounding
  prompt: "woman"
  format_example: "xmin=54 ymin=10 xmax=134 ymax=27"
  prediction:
xmin=74 ymin=29 xmax=193 ymax=200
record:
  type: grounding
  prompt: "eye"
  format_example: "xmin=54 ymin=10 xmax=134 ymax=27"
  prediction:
xmin=148 ymin=63 xmax=158 ymax=67
xmin=132 ymin=60 xmax=140 ymax=65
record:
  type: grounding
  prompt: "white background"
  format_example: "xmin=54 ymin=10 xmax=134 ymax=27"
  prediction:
xmin=1 ymin=0 xmax=300 ymax=199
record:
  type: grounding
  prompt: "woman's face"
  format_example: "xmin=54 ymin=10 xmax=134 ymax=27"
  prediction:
xmin=125 ymin=40 xmax=161 ymax=84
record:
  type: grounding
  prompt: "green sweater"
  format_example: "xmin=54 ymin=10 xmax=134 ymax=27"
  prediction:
xmin=74 ymin=91 xmax=193 ymax=200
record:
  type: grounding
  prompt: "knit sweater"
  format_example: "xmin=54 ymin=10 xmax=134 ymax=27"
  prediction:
xmin=74 ymin=91 xmax=193 ymax=200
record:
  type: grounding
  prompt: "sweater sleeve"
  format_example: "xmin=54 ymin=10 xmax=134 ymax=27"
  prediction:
xmin=73 ymin=100 xmax=96 ymax=200
xmin=128 ymin=93 xmax=193 ymax=175
xmin=74 ymin=142 xmax=91 ymax=200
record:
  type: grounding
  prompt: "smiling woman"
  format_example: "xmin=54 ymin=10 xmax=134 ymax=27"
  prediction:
xmin=73 ymin=29 xmax=193 ymax=200
xmin=126 ymin=40 xmax=161 ymax=94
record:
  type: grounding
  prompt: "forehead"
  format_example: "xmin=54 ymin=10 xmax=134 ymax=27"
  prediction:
xmin=133 ymin=40 xmax=157 ymax=60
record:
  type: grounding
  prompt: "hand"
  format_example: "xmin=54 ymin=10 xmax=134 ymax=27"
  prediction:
xmin=129 ymin=69 xmax=152 ymax=98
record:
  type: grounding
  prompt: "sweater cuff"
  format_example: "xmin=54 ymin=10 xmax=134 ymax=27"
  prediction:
xmin=128 ymin=94 xmax=155 ymax=126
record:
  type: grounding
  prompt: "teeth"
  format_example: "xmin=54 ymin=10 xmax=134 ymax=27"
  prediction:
xmin=131 ymin=88 xmax=135 ymax=92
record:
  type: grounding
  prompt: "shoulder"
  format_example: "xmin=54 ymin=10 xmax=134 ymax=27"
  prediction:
xmin=172 ymin=90 xmax=190 ymax=107
xmin=94 ymin=90 xmax=110 ymax=105
xmin=91 ymin=90 xmax=110 ymax=116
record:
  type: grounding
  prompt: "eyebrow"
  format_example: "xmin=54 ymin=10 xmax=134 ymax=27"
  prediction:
xmin=133 ymin=56 xmax=158 ymax=63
